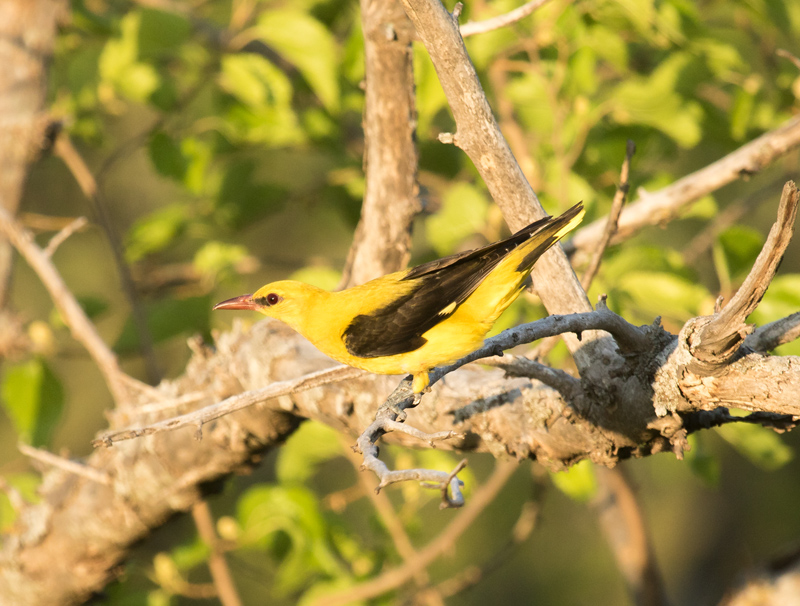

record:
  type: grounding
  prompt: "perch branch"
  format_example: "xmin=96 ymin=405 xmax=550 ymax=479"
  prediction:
xmin=398 ymin=0 xmax=605 ymax=372
xmin=340 ymin=0 xmax=420 ymax=288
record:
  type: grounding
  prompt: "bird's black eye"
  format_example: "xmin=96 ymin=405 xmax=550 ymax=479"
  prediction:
xmin=266 ymin=293 xmax=281 ymax=306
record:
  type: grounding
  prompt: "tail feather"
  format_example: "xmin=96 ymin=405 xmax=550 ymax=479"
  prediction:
xmin=514 ymin=202 xmax=585 ymax=272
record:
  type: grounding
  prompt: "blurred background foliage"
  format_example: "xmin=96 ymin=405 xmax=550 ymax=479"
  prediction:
xmin=1 ymin=0 xmax=800 ymax=604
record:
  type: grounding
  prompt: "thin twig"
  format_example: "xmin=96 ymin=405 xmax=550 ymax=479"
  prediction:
xmin=92 ymin=365 xmax=365 ymax=446
xmin=581 ymin=140 xmax=635 ymax=290
xmin=777 ymin=48 xmax=800 ymax=71
xmin=18 ymin=443 xmax=112 ymax=485
xmin=54 ymin=133 xmax=162 ymax=384
xmin=43 ymin=216 xmax=88 ymax=257
xmin=744 ymin=311 xmax=800 ymax=353
xmin=191 ymin=501 xmax=243 ymax=606
xmin=311 ymin=460 xmax=518 ymax=606
xmin=435 ymin=475 xmax=543 ymax=599
xmin=339 ymin=435 xmax=440 ymax=603
xmin=480 ymin=353 xmax=580 ymax=397
xmin=0 ymin=203 xmax=134 ymax=404
xmin=460 ymin=0 xmax=553 ymax=37
xmin=591 ymin=466 xmax=668 ymax=606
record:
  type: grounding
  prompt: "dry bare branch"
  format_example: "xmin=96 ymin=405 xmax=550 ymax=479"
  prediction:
xmin=744 ymin=311 xmax=800 ymax=353
xmin=310 ymin=460 xmax=518 ymax=606
xmin=688 ymin=181 xmax=798 ymax=371
xmin=581 ymin=140 xmax=635 ymax=290
xmin=459 ymin=0 xmax=553 ymax=37
xmin=592 ymin=466 xmax=668 ymax=606
xmin=339 ymin=0 xmax=420 ymax=288
xmin=569 ymin=115 xmax=800 ymax=256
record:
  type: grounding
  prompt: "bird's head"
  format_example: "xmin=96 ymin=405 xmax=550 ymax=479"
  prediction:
xmin=213 ymin=280 xmax=324 ymax=329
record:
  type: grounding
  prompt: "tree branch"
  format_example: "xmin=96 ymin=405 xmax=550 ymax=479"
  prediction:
xmin=0 ymin=203 xmax=137 ymax=404
xmin=744 ymin=311 xmax=800 ymax=353
xmin=459 ymin=0 xmax=553 ymax=38
xmin=688 ymin=181 xmax=798 ymax=371
xmin=568 ymin=115 xmax=800 ymax=256
xmin=339 ymin=0 xmax=420 ymax=288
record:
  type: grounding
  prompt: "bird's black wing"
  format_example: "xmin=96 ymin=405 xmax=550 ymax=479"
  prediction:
xmin=343 ymin=208 xmax=579 ymax=358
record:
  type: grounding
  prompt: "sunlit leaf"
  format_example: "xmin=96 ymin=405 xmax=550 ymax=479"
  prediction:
xmin=253 ymin=10 xmax=340 ymax=113
xmin=550 ymin=459 xmax=597 ymax=502
xmin=611 ymin=53 xmax=704 ymax=147
xmin=0 ymin=473 xmax=41 ymax=532
xmin=1 ymin=359 xmax=64 ymax=446
xmin=425 ymin=182 xmax=489 ymax=255
xmin=125 ymin=204 xmax=189 ymax=263
xmin=276 ymin=421 xmax=343 ymax=484
xmin=113 ymin=296 xmax=211 ymax=354
xmin=716 ymin=418 xmax=793 ymax=471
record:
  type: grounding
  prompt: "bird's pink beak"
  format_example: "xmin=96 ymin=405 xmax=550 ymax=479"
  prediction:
xmin=213 ymin=294 xmax=259 ymax=311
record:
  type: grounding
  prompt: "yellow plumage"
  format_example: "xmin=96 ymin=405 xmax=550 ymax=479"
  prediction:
xmin=214 ymin=203 xmax=584 ymax=393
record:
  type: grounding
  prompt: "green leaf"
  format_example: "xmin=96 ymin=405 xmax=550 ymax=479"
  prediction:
xmin=718 ymin=225 xmax=763 ymax=279
xmin=276 ymin=421 xmax=343 ymax=484
xmin=148 ymin=131 xmax=187 ymax=181
xmin=0 ymin=473 xmax=41 ymax=532
xmin=611 ymin=53 xmax=704 ymax=147
xmin=113 ymin=296 xmax=211 ymax=354
xmin=215 ymin=161 xmax=286 ymax=229
xmin=716 ymin=418 xmax=793 ymax=471
xmin=730 ymin=88 xmax=755 ymax=141
xmin=193 ymin=241 xmax=251 ymax=283
xmin=237 ymin=485 xmax=347 ymax=593
xmin=617 ymin=271 xmax=712 ymax=321
xmin=137 ymin=8 xmax=191 ymax=59
xmin=550 ymin=460 xmax=597 ymax=502
xmin=253 ymin=10 xmax=340 ymax=113
xmin=98 ymin=12 xmax=160 ymax=102
xmin=125 ymin=204 xmax=189 ymax=263
xmin=685 ymin=434 xmax=720 ymax=486
xmin=1 ymin=359 xmax=64 ymax=446
xmin=218 ymin=54 xmax=304 ymax=146
xmin=425 ymin=182 xmax=489 ymax=255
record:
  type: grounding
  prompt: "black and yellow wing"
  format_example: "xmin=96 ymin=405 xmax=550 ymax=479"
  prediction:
xmin=343 ymin=202 xmax=583 ymax=358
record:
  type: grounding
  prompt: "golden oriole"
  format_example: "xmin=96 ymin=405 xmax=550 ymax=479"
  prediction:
xmin=214 ymin=202 xmax=584 ymax=393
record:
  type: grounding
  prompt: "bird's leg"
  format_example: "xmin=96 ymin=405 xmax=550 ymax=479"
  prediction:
xmin=380 ymin=375 xmax=416 ymax=421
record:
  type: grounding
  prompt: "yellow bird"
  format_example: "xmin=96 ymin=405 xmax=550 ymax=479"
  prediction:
xmin=214 ymin=202 xmax=584 ymax=393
